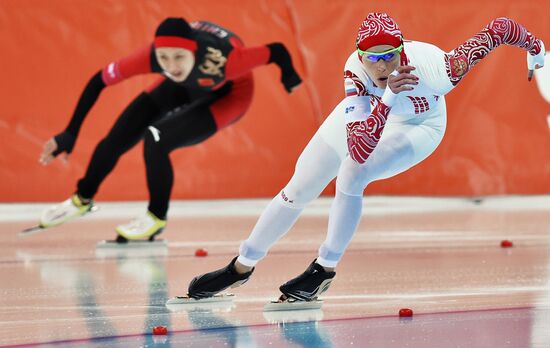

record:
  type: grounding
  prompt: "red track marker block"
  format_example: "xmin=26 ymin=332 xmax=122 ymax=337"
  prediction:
xmin=195 ymin=248 xmax=208 ymax=257
xmin=399 ymin=308 xmax=413 ymax=317
xmin=500 ymin=240 xmax=513 ymax=248
xmin=152 ymin=326 xmax=168 ymax=335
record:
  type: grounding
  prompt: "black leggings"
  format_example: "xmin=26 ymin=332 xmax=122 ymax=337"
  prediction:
xmin=77 ymin=79 xmax=225 ymax=219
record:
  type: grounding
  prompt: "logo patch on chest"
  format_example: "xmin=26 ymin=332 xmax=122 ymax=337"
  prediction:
xmin=199 ymin=47 xmax=227 ymax=77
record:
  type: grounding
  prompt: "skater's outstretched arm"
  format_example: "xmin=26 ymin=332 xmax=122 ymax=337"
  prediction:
xmin=444 ymin=17 xmax=545 ymax=89
xmin=40 ymin=45 xmax=154 ymax=165
xmin=225 ymin=43 xmax=302 ymax=92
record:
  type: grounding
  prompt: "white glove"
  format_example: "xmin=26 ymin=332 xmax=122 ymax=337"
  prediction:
xmin=528 ymin=40 xmax=545 ymax=81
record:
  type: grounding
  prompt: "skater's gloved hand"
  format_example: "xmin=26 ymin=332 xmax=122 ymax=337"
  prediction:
xmin=39 ymin=131 xmax=76 ymax=165
xmin=527 ymin=39 xmax=546 ymax=81
xmin=267 ymin=43 xmax=302 ymax=93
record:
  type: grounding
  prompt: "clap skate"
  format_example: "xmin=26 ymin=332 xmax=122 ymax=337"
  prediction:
xmin=96 ymin=211 xmax=167 ymax=248
xmin=19 ymin=194 xmax=97 ymax=237
xmin=166 ymin=256 xmax=253 ymax=306
xmin=166 ymin=293 xmax=236 ymax=306
xmin=264 ymin=259 xmax=335 ymax=312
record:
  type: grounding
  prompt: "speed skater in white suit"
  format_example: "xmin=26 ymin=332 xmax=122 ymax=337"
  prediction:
xmin=184 ymin=13 xmax=546 ymax=305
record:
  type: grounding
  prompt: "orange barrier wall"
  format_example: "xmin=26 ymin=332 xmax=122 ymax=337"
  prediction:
xmin=0 ymin=0 xmax=548 ymax=202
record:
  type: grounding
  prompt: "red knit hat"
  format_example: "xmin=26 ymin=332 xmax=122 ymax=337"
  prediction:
xmin=154 ymin=17 xmax=197 ymax=52
xmin=356 ymin=13 xmax=403 ymax=51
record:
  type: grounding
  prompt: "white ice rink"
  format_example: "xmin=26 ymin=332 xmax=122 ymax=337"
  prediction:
xmin=1 ymin=196 xmax=550 ymax=347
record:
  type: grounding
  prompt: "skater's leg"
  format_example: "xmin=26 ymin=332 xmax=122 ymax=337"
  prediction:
xmin=185 ymin=97 xmax=354 ymax=299
xmin=236 ymin=95 xmax=353 ymax=268
xmin=273 ymin=121 xmax=445 ymax=303
xmin=76 ymin=93 xmax=162 ymax=199
xmin=117 ymin=80 xmax=250 ymax=240
xmin=237 ymin=134 xmax=343 ymax=267
xmin=40 ymin=92 xmax=165 ymax=228
xmin=77 ymin=77 xmax=189 ymax=199
xmin=116 ymin=101 xmax=217 ymax=240
xmin=318 ymin=116 xmax=446 ymax=268
xmin=144 ymin=78 xmax=249 ymax=219
xmin=316 ymin=190 xmax=363 ymax=268
xmin=144 ymin=104 xmax=217 ymax=219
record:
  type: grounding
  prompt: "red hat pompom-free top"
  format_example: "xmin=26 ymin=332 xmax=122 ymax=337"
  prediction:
xmin=154 ymin=17 xmax=197 ymax=52
xmin=356 ymin=12 xmax=403 ymax=51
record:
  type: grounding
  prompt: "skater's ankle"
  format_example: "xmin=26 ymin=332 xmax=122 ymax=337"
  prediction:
xmin=75 ymin=193 xmax=92 ymax=205
xmin=147 ymin=210 xmax=166 ymax=221
xmin=234 ymin=260 xmax=253 ymax=274
xmin=322 ymin=265 xmax=335 ymax=272
xmin=315 ymin=262 xmax=334 ymax=272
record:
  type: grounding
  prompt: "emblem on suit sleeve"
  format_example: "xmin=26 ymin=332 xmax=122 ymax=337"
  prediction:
xmin=199 ymin=47 xmax=227 ymax=77
xmin=449 ymin=54 xmax=468 ymax=78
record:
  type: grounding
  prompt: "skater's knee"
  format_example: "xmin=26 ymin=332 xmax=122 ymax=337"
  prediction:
xmin=336 ymin=158 xmax=373 ymax=195
xmin=335 ymin=176 xmax=367 ymax=197
xmin=99 ymin=131 xmax=135 ymax=155
xmin=144 ymin=126 xmax=169 ymax=155
xmin=278 ymin=185 xmax=316 ymax=209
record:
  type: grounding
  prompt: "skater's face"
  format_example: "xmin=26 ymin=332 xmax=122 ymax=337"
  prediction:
xmin=155 ymin=47 xmax=195 ymax=82
xmin=360 ymin=44 xmax=401 ymax=88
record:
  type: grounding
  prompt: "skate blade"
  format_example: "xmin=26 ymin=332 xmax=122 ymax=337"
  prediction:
xmin=166 ymin=293 xmax=235 ymax=305
xmin=264 ymin=299 xmax=323 ymax=312
xmin=96 ymin=239 xmax=168 ymax=249
xmin=18 ymin=225 xmax=46 ymax=238
xmin=166 ymin=301 xmax=235 ymax=312
xmin=166 ymin=293 xmax=235 ymax=312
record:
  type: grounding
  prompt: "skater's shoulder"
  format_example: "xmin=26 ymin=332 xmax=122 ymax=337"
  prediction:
xmin=190 ymin=20 xmax=242 ymax=48
xmin=404 ymin=40 xmax=444 ymax=53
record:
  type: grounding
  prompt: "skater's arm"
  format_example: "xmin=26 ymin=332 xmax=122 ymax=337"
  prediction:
xmin=59 ymin=71 xmax=105 ymax=143
xmin=39 ymin=71 xmax=105 ymax=165
xmin=40 ymin=45 xmax=154 ymax=165
xmin=344 ymin=70 xmax=368 ymax=97
xmin=64 ymin=44 xmax=153 ymax=137
xmin=443 ymin=17 xmax=545 ymax=89
xmin=100 ymin=44 xmax=154 ymax=85
xmin=346 ymin=66 xmax=416 ymax=164
xmin=346 ymin=100 xmax=392 ymax=164
xmin=225 ymin=43 xmax=302 ymax=92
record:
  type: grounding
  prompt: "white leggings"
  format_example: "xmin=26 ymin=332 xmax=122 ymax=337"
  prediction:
xmin=238 ymin=97 xmax=446 ymax=267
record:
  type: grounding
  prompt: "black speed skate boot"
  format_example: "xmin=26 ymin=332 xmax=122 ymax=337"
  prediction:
xmin=279 ymin=259 xmax=335 ymax=302
xmin=188 ymin=256 xmax=254 ymax=299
